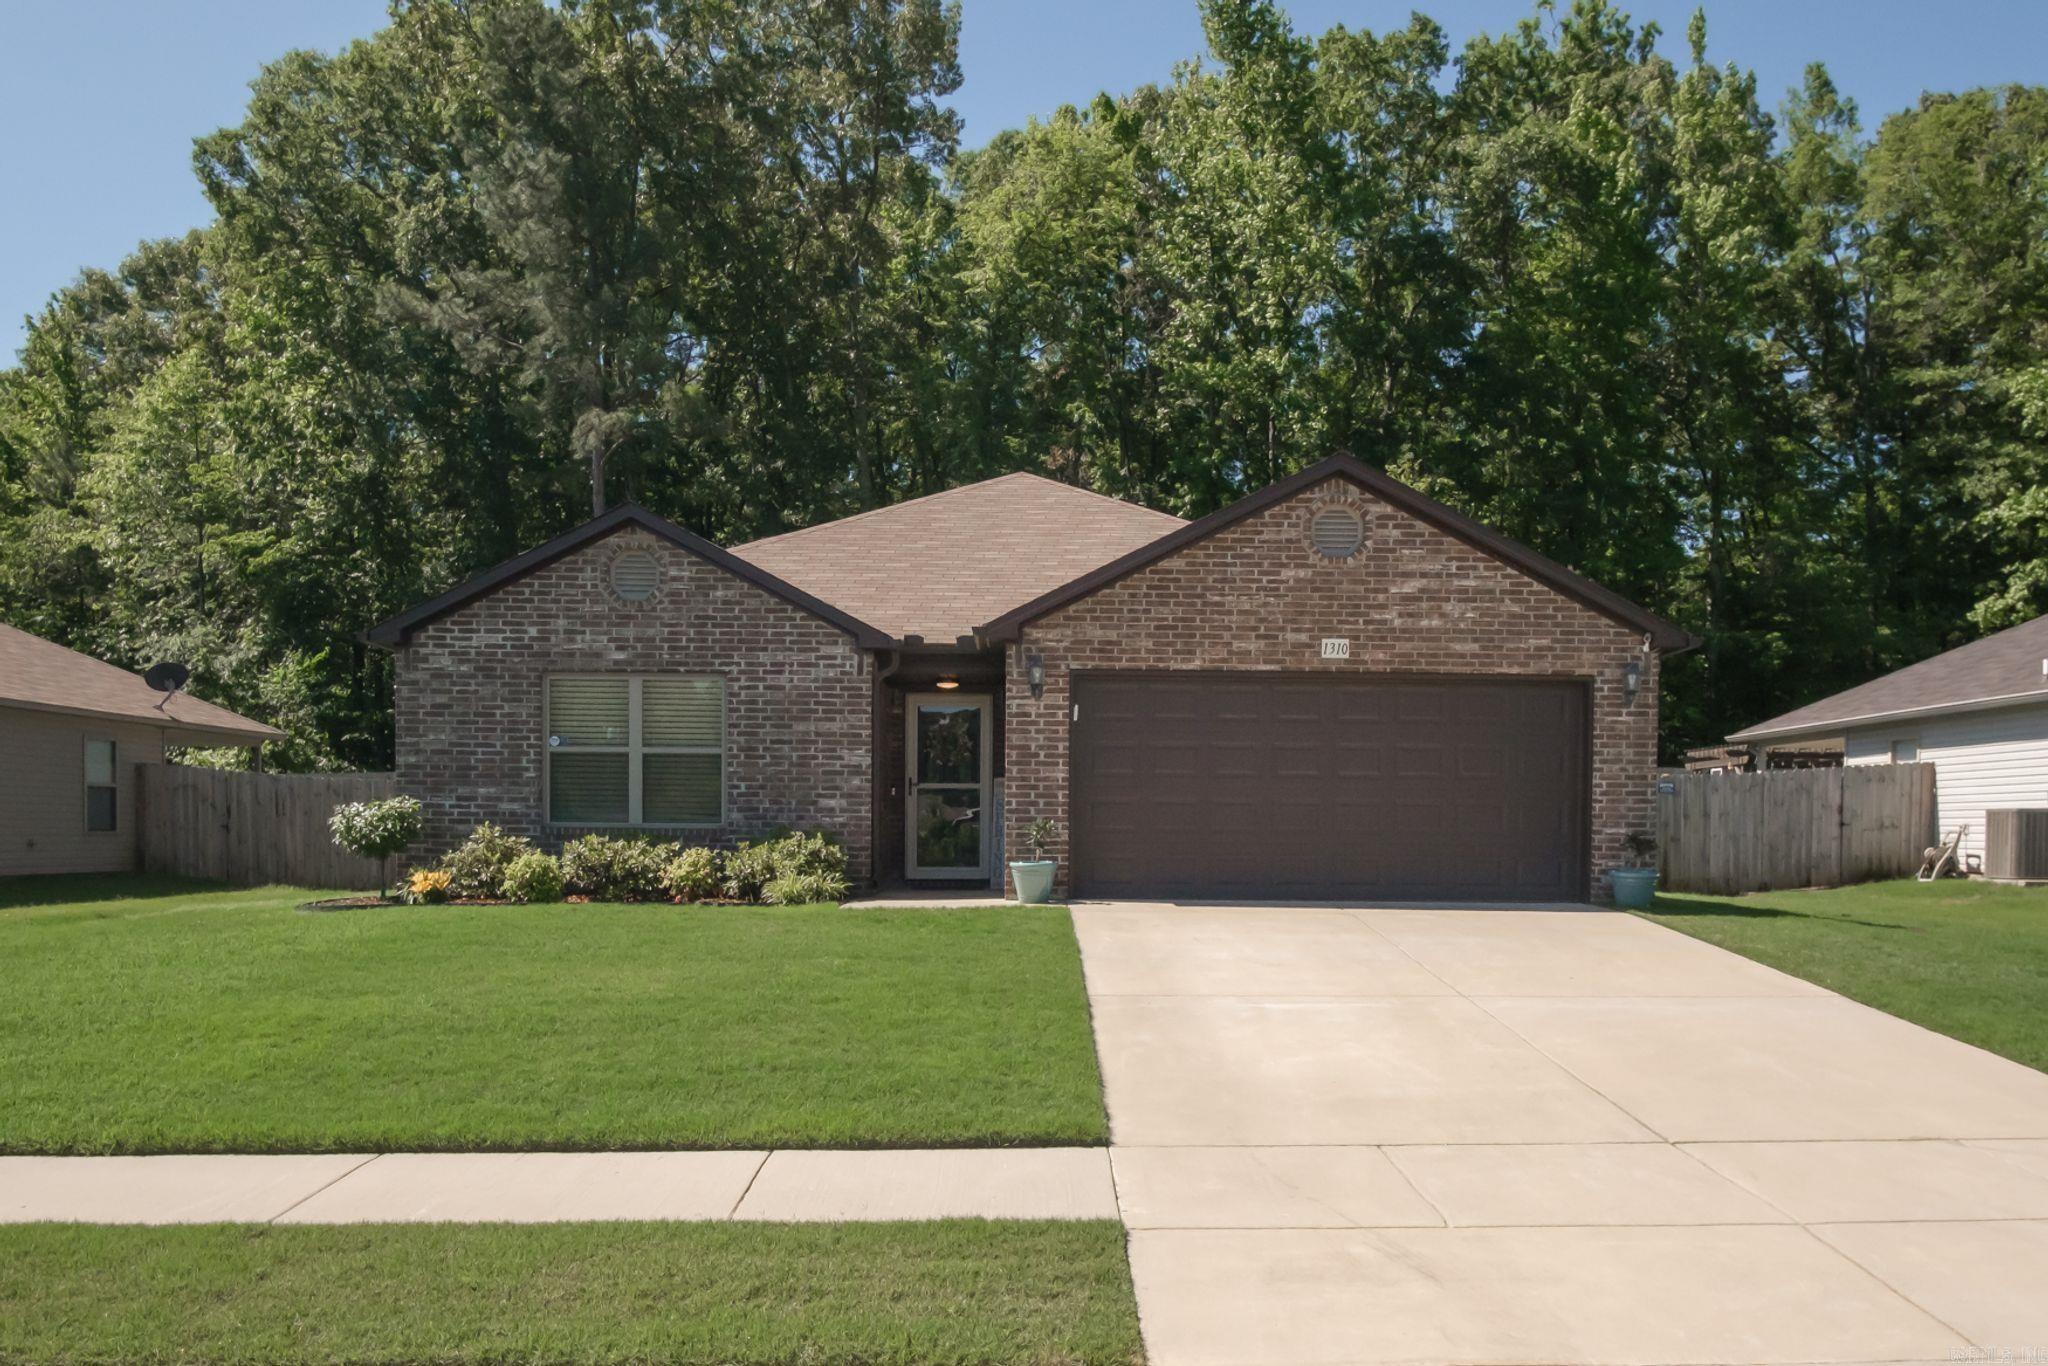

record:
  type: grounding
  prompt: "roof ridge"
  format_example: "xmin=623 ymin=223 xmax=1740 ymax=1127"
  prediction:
xmin=999 ymin=471 xmax=1187 ymax=524
xmin=733 ymin=471 xmax=1180 ymax=553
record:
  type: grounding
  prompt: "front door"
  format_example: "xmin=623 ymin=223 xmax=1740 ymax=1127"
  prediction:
xmin=906 ymin=692 xmax=992 ymax=879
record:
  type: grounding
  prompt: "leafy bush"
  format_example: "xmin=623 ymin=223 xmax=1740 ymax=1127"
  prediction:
xmin=762 ymin=870 xmax=851 ymax=906
xmin=724 ymin=831 xmax=848 ymax=904
xmin=560 ymin=834 xmax=671 ymax=901
xmin=719 ymin=841 xmax=779 ymax=903
xmin=404 ymin=869 xmax=452 ymax=905
xmin=771 ymin=830 xmax=848 ymax=880
xmin=438 ymin=822 xmax=534 ymax=900
xmin=328 ymin=796 xmax=424 ymax=895
xmin=662 ymin=846 xmax=721 ymax=902
xmin=501 ymin=851 xmax=566 ymax=904
xmin=328 ymin=797 xmax=423 ymax=862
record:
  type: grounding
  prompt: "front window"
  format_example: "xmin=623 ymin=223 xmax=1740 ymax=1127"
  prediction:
xmin=545 ymin=675 xmax=723 ymax=826
xmin=84 ymin=739 xmax=117 ymax=832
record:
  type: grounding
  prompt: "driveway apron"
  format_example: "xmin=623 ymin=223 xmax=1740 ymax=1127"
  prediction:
xmin=1074 ymin=902 xmax=2048 ymax=1366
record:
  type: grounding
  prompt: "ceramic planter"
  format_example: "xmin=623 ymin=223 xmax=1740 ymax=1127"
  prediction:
xmin=1607 ymin=866 xmax=1658 ymax=909
xmin=1009 ymin=860 xmax=1057 ymax=904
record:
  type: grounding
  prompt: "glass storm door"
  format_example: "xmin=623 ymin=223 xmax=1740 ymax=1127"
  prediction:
xmin=906 ymin=693 xmax=991 ymax=879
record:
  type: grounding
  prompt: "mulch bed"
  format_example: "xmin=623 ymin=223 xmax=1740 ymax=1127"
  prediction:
xmin=296 ymin=896 xmax=394 ymax=912
xmin=295 ymin=896 xmax=756 ymax=911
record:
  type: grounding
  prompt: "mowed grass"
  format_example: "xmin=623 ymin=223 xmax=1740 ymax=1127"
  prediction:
xmin=0 ymin=876 xmax=1108 ymax=1153
xmin=0 ymin=1219 xmax=1144 ymax=1365
xmin=1639 ymin=878 xmax=2048 ymax=1072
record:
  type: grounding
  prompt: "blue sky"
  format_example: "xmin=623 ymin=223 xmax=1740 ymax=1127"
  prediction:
xmin=5 ymin=0 xmax=2045 ymax=357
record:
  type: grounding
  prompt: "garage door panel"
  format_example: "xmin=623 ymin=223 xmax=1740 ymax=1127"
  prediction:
xmin=1071 ymin=675 xmax=1588 ymax=901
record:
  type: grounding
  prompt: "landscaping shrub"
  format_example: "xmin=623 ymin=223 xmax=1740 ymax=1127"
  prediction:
xmin=662 ymin=847 xmax=721 ymax=902
xmin=501 ymin=851 xmax=566 ymax=904
xmin=724 ymin=831 xmax=848 ymax=904
xmin=762 ymin=871 xmax=850 ymax=906
xmin=560 ymin=835 xmax=671 ymax=901
xmin=719 ymin=841 xmax=780 ymax=903
xmin=769 ymin=831 xmax=847 ymax=881
xmin=438 ymin=822 xmax=534 ymax=900
xmin=327 ymin=796 xmax=424 ymax=895
xmin=403 ymin=869 xmax=452 ymax=905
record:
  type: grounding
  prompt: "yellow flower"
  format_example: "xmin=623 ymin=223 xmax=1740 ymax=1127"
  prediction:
xmin=408 ymin=870 xmax=451 ymax=894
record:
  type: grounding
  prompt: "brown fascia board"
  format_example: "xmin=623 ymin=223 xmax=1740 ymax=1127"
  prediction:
xmin=363 ymin=503 xmax=894 ymax=650
xmin=975 ymin=452 xmax=1699 ymax=653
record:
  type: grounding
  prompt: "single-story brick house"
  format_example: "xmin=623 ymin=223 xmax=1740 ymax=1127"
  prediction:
xmin=367 ymin=454 xmax=1692 ymax=901
xmin=0 ymin=623 xmax=281 ymax=876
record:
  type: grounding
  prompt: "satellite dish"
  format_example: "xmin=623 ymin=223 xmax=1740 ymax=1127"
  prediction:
xmin=143 ymin=662 xmax=190 ymax=713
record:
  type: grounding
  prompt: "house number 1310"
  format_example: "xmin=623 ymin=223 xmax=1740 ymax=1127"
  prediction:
xmin=1320 ymin=638 xmax=1351 ymax=660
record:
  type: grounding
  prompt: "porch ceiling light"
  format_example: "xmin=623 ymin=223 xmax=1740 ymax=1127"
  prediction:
xmin=1026 ymin=654 xmax=1046 ymax=700
xmin=936 ymin=676 xmax=960 ymax=691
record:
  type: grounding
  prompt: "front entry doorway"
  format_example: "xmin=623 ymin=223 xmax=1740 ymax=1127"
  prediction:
xmin=905 ymin=692 xmax=992 ymax=880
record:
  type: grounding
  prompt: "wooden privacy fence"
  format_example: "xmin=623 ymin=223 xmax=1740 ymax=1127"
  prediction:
xmin=1656 ymin=762 xmax=1937 ymax=895
xmin=138 ymin=766 xmax=397 ymax=890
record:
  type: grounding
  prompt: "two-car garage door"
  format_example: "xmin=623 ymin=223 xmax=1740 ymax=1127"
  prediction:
xmin=1069 ymin=674 xmax=1590 ymax=901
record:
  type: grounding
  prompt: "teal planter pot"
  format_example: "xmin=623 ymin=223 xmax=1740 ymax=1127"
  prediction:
xmin=1608 ymin=867 xmax=1658 ymax=909
xmin=1009 ymin=861 xmax=1057 ymax=904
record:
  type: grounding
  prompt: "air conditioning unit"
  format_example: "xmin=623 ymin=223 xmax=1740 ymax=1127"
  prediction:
xmin=1983 ymin=809 xmax=2048 ymax=884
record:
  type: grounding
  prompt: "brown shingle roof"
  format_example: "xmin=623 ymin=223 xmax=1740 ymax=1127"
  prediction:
xmin=731 ymin=473 xmax=1187 ymax=643
xmin=1729 ymin=612 xmax=2048 ymax=742
xmin=0 ymin=622 xmax=281 ymax=744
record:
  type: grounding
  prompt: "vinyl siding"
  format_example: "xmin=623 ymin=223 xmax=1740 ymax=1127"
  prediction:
xmin=1841 ymin=701 xmax=2048 ymax=865
xmin=0 ymin=706 xmax=167 ymax=876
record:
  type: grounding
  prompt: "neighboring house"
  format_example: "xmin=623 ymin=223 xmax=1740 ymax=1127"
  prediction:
xmin=1683 ymin=743 xmax=1842 ymax=774
xmin=0 ymin=624 xmax=282 ymax=876
xmin=1728 ymin=611 xmax=2048 ymax=867
xmin=367 ymin=454 xmax=1691 ymax=901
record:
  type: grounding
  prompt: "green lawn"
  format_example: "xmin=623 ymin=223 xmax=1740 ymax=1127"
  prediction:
xmin=1638 ymin=878 xmax=2048 ymax=1072
xmin=0 ymin=1220 xmax=1143 ymax=1365
xmin=0 ymin=875 xmax=1107 ymax=1153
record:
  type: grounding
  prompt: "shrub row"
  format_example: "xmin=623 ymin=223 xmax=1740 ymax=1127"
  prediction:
xmin=425 ymin=823 xmax=849 ymax=906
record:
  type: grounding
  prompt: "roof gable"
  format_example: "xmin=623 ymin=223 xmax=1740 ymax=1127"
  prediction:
xmin=1730 ymin=612 xmax=2048 ymax=742
xmin=365 ymin=504 xmax=891 ymax=649
xmin=732 ymin=472 xmax=1186 ymax=643
xmin=975 ymin=453 xmax=1694 ymax=650
xmin=0 ymin=623 xmax=282 ymax=743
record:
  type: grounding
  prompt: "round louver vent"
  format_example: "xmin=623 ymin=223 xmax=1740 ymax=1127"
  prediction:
xmin=1310 ymin=505 xmax=1365 ymax=559
xmin=610 ymin=549 xmax=662 ymax=602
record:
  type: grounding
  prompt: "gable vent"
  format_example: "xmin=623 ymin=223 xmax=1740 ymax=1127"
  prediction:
xmin=610 ymin=549 xmax=662 ymax=602
xmin=1310 ymin=506 xmax=1365 ymax=559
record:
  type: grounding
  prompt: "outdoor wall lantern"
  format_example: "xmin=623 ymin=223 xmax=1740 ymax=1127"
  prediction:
xmin=1026 ymin=653 xmax=1047 ymax=700
xmin=1621 ymin=657 xmax=1643 ymax=702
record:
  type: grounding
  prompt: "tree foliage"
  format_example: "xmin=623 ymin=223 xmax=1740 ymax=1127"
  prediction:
xmin=3 ymin=0 xmax=2044 ymax=764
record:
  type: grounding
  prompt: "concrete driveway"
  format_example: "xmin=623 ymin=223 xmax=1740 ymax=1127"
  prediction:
xmin=1073 ymin=902 xmax=2048 ymax=1366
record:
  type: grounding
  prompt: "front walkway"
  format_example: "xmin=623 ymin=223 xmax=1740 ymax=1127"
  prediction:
xmin=0 ymin=1148 xmax=1115 ymax=1224
xmin=1075 ymin=902 xmax=2048 ymax=1366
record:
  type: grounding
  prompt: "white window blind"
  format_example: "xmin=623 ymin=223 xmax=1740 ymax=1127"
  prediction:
xmin=84 ymin=738 xmax=117 ymax=833
xmin=546 ymin=676 xmax=723 ymax=826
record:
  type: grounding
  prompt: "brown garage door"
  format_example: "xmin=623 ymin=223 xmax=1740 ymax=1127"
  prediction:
xmin=1070 ymin=674 xmax=1589 ymax=901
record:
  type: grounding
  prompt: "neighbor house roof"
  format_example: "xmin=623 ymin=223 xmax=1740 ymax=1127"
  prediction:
xmin=732 ymin=472 xmax=1186 ymax=643
xmin=0 ymin=622 xmax=282 ymax=744
xmin=364 ymin=503 xmax=894 ymax=649
xmin=1729 ymin=612 xmax=2048 ymax=743
xmin=974 ymin=454 xmax=1697 ymax=651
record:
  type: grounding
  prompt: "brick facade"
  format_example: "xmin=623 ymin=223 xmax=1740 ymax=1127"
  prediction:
xmin=1001 ymin=475 xmax=1659 ymax=901
xmin=394 ymin=526 xmax=873 ymax=881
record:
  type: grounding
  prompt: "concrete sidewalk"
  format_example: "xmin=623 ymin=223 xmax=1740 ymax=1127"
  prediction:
xmin=0 ymin=1148 xmax=1117 ymax=1224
